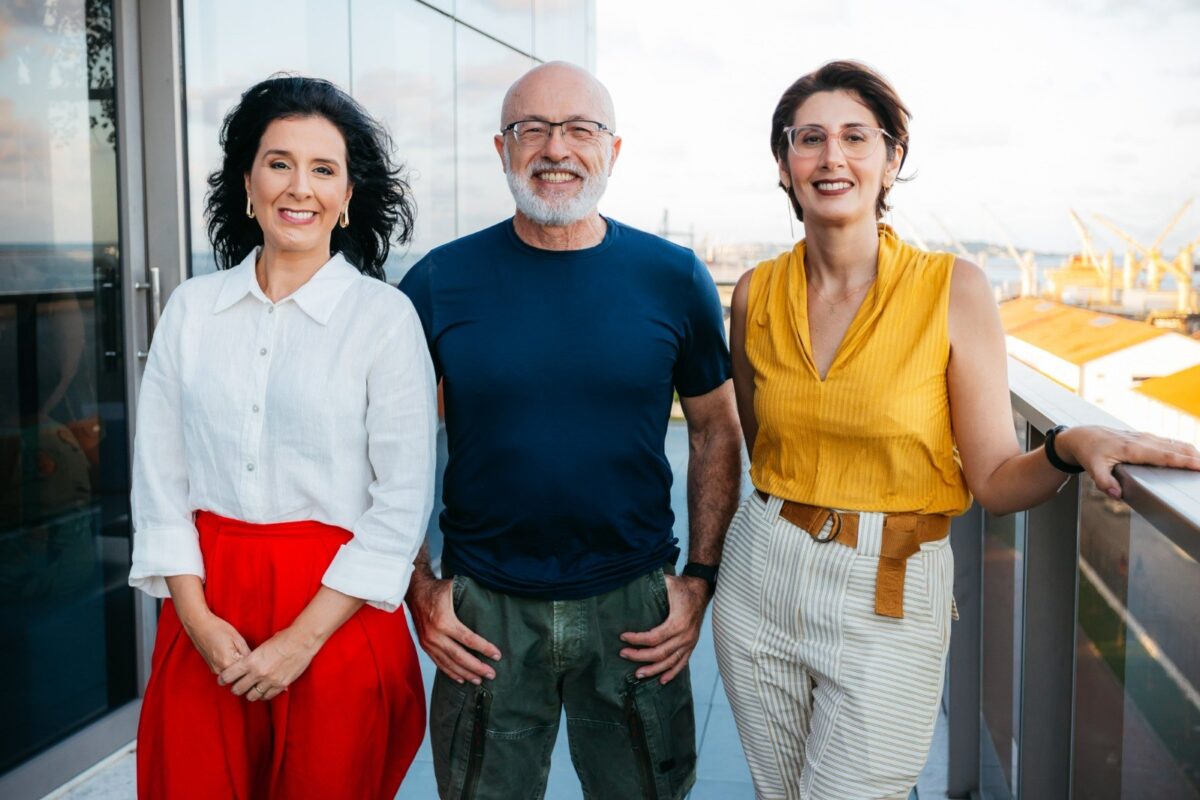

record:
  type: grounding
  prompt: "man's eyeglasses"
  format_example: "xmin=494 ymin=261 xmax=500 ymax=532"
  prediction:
xmin=501 ymin=119 xmax=614 ymax=147
xmin=783 ymin=125 xmax=896 ymax=159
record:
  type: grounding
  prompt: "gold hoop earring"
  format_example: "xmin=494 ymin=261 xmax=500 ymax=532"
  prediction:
xmin=246 ymin=195 xmax=255 ymax=219
xmin=339 ymin=206 xmax=350 ymax=229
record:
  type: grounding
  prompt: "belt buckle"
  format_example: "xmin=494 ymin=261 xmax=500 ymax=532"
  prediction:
xmin=813 ymin=509 xmax=842 ymax=544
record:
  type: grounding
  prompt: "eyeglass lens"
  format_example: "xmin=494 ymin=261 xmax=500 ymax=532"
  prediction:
xmin=789 ymin=126 xmax=883 ymax=158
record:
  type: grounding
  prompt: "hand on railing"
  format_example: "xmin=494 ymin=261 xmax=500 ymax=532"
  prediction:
xmin=1054 ymin=426 xmax=1200 ymax=499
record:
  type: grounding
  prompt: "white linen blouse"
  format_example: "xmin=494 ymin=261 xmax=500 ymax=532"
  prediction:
xmin=128 ymin=251 xmax=437 ymax=612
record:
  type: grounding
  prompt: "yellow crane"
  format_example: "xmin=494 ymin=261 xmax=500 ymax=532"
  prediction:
xmin=1066 ymin=210 xmax=1116 ymax=305
xmin=1092 ymin=199 xmax=1195 ymax=312
xmin=981 ymin=209 xmax=1034 ymax=297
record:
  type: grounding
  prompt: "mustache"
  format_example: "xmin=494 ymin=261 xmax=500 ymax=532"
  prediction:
xmin=526 ymin=159 xmax=587 ymax=178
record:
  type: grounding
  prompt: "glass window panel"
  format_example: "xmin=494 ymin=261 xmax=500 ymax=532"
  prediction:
xmin=351 ymin=0 xmax=455 ymax=282
xmin=979 ymin=410 xmax=1029 ymax=800
xmin=533 ymin=0 xmax=587 ymax=65
xmin=0 ymin=0 xmax=135 ymax=773
xmin=455 ymin=0 xmax=532 ymax=54
xmin=181 ymin=0 xmax=351 ymax=274
xmin=455 ymin=25 xmax=531 ymax=237
xmin=1072 ymin=477 xmax=1200 ymax=798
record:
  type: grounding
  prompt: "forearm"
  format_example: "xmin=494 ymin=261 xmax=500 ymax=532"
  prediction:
xmin=288 ymin=586 xmax=364 ymax=651
xmin=972 ymin=447 xmax=1073 ymax=516
xmin=686 ymin=426 xmax=742 ymax=565
xmin=407 ymin=544 xmax=437 ymax=597
xmin=165 ymin=574 xmax=211 ymax=628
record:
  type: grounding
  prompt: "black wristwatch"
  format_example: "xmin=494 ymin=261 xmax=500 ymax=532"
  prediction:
xmin=682 ymin=562 xmax=719 ymax=593
xmin=1044 ymin=425 xmax=1085 ymax=474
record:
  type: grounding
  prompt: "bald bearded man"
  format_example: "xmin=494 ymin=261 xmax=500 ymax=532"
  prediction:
xmin=400 ymin=62 xmax=741 ymax=799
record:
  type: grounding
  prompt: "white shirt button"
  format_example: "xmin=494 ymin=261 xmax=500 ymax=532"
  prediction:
xmin=246 ymin=463 xmax=255 ymax=472
xmin=252 ymin=404 xmax=260 ymax=413
xmin=259 ymin=347 xmax=268 ymax=356
xmin=267 ymin=306 xmax=275 ymax=314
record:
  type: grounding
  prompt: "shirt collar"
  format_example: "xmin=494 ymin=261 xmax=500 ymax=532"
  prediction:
xmin=212 ymin=250 xmax=360 ymax=325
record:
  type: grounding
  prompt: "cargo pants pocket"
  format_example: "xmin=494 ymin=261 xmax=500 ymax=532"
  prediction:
xmin=431 ymin=678 xmax=492 ymax=799
xmin=624 ymin=672 xmax=697 ymax=800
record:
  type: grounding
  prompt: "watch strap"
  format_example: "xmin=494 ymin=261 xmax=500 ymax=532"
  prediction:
xmin=1044 ymin=425 xmax=1085 ymax=474
xmin=682 ymin=562 xmax=719 ymax=590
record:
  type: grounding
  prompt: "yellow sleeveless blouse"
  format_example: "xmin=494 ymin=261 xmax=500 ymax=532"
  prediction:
xmin=746 ymin=224 xmax=972 ymax=515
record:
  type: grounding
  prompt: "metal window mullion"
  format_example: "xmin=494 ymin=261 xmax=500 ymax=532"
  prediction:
xmin=1016 ymin=423 xmax=1079 ymax=799
xmin=947 ymin=501 xmax=984 ymax=797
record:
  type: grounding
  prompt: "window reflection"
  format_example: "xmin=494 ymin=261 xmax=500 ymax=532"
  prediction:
xmin=351 ymin=0 xmax=455 ymax=282
xmin=455 ymin=25 xmax=531 ymax=237
xmin=182 ymin=0 xmax=352 ymax=274
xmin=534 ymin=0 xmax=589 ymax=65
xmin=1073 ymin=476 xmax=1200 ymax=798
xmin=456 ymin=0 xmax=533 ymax=55
xmin=0 ymin=0 xmax=134 ymax=773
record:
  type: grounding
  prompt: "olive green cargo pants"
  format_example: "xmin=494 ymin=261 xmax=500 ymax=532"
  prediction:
xmin=430 ymin=568 xmax=697 ymax=799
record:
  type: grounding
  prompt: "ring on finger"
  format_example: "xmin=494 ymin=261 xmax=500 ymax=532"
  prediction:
xmin=254 ymin=684 xmax=269 ymax=696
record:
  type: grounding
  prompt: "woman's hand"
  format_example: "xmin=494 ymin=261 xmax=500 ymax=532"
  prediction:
xmin=218 ymin=586 xmax=365 ymax=702
xmin=180 ymin=610 xmax=251 ymax=675
xmin=1058 ymin=426 xmax=1200 ymax=498
xmin=218 ymin=626 xmax=319 ymax=702
xmin=166 ymin=574 xmax=250 ymax=674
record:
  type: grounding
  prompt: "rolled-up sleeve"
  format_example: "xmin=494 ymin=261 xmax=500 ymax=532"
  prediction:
xmin=321 ymin=301 xmax=437 ymax=611
xmin=128 ymin=293 xmax=204 ymax=597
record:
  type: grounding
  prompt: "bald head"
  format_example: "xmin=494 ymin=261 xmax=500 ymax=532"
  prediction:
xmin=500 ymin=62 xmax=617 ymax=131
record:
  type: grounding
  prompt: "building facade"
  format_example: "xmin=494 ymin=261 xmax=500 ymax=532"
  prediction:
xmin=0 ymin=2 xmax=593 ymax=796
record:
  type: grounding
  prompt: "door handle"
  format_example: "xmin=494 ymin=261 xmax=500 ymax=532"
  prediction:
xmin=135 ymin=266 xmax=162 ymax=359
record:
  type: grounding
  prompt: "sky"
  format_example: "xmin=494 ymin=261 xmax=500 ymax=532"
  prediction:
xmin=595 ymin=0 xmax=1200 ymax=254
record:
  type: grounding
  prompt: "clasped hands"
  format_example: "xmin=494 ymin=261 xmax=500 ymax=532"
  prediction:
xmin=181 ymin=609 xmax=318 ymax=703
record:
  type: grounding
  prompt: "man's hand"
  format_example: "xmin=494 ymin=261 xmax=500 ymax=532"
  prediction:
xmin=619 ymin=574 xmax=710 ymax=684
xmin=408 ymin=571 xmax=501 ymax=685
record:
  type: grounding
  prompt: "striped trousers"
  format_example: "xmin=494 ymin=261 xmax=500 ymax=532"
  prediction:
xmin=712 ymin=493 xmax=953 ymax=799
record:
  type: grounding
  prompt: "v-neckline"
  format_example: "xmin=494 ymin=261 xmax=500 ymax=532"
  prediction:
xmin=787 ymin=231 xmax=894 ymax=383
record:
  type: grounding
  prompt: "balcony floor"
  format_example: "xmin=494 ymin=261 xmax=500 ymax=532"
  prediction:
xmin=50 ymin=424 xmax=948 ymax=799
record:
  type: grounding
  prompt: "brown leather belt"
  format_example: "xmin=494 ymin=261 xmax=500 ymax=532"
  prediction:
xmin=756 ymin=490 xmax=950 ymax=619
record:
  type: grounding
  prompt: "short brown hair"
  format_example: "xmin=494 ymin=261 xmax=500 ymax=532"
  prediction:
xmin=771 ymin=61 xmax=911 ymax=223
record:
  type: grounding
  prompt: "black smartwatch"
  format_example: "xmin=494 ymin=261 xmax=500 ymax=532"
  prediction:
xmin=681 ymin=562 xmax=719 ymax=593
xmin=1044 ymin=425 xmax=1085 ymax=474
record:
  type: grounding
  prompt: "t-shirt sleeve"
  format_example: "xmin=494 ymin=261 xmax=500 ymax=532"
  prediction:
xmin=397 ymin=255 xmax=440 ymax=378
xmin=674 ymin=256 xmax=731 ymax=397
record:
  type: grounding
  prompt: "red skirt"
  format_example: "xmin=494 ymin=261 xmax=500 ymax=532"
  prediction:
xmin=137 ymin=512 xmax=425 ymax=799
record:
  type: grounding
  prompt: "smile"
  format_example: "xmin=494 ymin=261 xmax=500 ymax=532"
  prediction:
xmin=279 ymin=209 xmax=318 ymax=224
xmin=536 ymin=171 xmax=580 ymax=183
xmin=813 ymin=181 xmax=853 ymax=191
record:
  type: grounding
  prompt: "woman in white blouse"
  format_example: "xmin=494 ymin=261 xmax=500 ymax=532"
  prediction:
xmin=129 ymin=77 xmax=436 ymax=799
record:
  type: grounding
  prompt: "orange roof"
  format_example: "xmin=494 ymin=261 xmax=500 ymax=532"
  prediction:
xmin=998 ymin=297 xmax=1067 ymax=330
xmin=999 ymin=298 xmax=1165 ymax=365
xmin=1135 ymin=364 xmax=1200 ymax=417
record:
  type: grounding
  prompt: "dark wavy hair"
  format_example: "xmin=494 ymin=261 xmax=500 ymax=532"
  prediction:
xmin=771 ymin=60 xmax=911 ymax=223
xmin=205 ymin=76 xmax=413 ymax=279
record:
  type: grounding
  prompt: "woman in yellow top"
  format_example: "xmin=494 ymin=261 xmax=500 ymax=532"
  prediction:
xmin=711 ymin=60 xmax=1200 ymax=800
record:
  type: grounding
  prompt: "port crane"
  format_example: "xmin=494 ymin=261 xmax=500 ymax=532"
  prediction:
xmin=1092 ymin=199 xmax=1196 ymax=313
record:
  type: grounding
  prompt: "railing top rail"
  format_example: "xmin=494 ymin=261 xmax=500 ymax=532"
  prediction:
xmin=1007 ymin=357 xmax=1200 ymax=559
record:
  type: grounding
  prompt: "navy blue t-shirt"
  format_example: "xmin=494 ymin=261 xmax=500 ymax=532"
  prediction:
xmin=399 ymin=218 xmax=730 ymax=599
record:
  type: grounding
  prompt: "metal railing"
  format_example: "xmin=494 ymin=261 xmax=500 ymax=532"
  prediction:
xmin=946 ymin=358 xmax=1200 ymax=799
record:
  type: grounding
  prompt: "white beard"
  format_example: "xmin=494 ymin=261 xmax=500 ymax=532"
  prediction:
xmin=504 ymin=144 xmax=611 ymax=227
